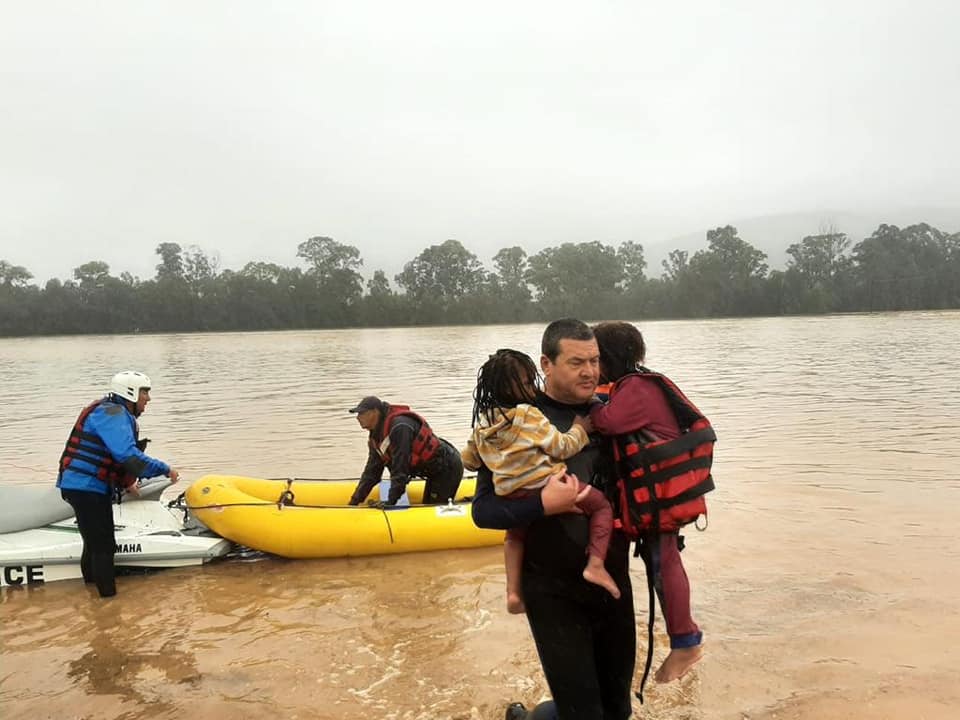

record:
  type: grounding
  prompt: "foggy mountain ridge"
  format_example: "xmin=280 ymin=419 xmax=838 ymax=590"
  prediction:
xmin=642 ymin=206 xmax=960 ymax=277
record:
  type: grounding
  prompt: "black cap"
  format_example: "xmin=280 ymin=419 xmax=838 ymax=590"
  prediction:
xmin=348 ymin=396 xmax=382 ymax=414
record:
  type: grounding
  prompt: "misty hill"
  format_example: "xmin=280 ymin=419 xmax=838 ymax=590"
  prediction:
xmin=644 ymin=206 xmax=960 ymax=277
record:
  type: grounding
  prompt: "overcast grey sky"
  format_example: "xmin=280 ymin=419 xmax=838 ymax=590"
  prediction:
xmin=1 ymin=1 xmax=958 ymax=284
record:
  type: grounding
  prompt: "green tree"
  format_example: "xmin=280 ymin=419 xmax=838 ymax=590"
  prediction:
xmin=296 ymin=236 xmax=364 ymax=325
xmin=73 ymin=261 xmax=111 ymax=287
xmin=149 ymin=242 xmax=194 ymax=331
xmin=782 ymin=233 xmax=850 ymax=313
xmin=0 ymin=261 xmax=36 ymax=335
xmin=183 ymin=246 xmax=219 ymax=288
xmin=786 ymin=233 xmax=849 ymax=281
xmin=367 ymin=269 xmax=393 ymax=298
xmin=526 ymin=241 xmax=622 ymax=319
xmin=213 ymin=270 xmax=280 ymax=330
xmin=0 ymin=261 xmax=33 ymax=288
xmin=661 ymin=249 xmax=689 ymax=282
xmin=487 ymin=246 xmax=533 ymax=321
xmin=614 ymin=240 xmax=650 ymax=317
xmin=35 ymin=278 xmax=80 ymax=334
xmin=900 ymin=223 xmax=956 ymax=309
xmin=943 ymin=231 xmax=960 ymax=307
xmin=358 ymin=270 xmax=403 ymax=326
xmin=616 ymin=241 xmax=647 ymax=291
xmin=67 ymin=261 xmax=141 ymax=333
xmin=296 ymin=236 xmax=363 ymax=298
xmin=652 ymin=250 xmax=694 ymax=317
xmin=239 ymin=261 xmax=285 ymax=283
xmin=850 ymin=223 xmax=953 ymax=311
xmin=155 ymin=243 xmax=185 ymax=281
xmin=685 ymin=226 xmax=769 ymax=316
xmin=395 ymin=240 xmax=485 ymax=322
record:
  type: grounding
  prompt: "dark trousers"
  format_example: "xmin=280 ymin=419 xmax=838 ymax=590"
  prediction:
xmin=523 ymin=535 xmax=636 ymax=720
xmin=61 ymin=489 xmax=117 ymax=597
xmin=421 ymin=440 xmax=464 ymax=505
xmin=637 ymin=531 xmax=702 ymax=648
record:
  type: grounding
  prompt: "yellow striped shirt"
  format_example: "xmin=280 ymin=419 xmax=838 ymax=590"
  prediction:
xmin=461 ymin=403 xmax=589 ymax=496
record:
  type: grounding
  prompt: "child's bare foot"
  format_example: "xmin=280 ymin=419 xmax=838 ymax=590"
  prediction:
xmin=506 ymin=592 xmax=526 ymax=614
xmin=654 ymin=645 xmax=703 ymax=683
xmin=582 ymin=556 xmax=620 ymax=599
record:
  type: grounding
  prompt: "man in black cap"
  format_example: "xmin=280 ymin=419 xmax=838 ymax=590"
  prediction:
xmin=347 ymin=396 xmax=464 ymax=507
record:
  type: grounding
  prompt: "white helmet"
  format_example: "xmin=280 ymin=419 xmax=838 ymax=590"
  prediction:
xmin=110 ymin=371 xmax=152 ymax=402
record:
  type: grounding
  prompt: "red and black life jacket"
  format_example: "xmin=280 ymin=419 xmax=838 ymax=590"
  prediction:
xmin=58 ymin=398 xmax=136 ymax=488
xmin=609 ymin=370 xmax=716 ymax=535
xmin=369 ymin=405 xmax=440 ymax=469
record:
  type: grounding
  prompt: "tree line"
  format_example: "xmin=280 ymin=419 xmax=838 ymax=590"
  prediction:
xmin=1 ymin=222 xmax=957 ymax=336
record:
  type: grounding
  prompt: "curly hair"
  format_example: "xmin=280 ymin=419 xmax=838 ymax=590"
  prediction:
xmin=471 ymin=349 xmax=540 ymax=426
xmin=592 ymin=321 xmax=646 ymax=382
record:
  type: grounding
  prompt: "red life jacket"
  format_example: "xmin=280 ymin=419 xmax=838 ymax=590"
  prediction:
xmin=609 ymin=370 xmax=716 ymax=534
xmin=58 ymin=399 xmax=137 ymax=488
xmin=369 ymin=405 xmax=440 ymax=469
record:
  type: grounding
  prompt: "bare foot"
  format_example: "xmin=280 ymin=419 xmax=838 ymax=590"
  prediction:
xmin=582 ymin=556 xmax=621 ymax=599
xmin=506 ymin=592 xmax=526 ymax=614
xmin=654 ymin=646 xmax=704 ymax=683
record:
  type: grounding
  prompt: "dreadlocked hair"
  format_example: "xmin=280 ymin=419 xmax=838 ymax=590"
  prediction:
xmin=471 ymin=349 xmax=540 ymax=427
xmin=592 ymin=321 xmax=646 ymax=382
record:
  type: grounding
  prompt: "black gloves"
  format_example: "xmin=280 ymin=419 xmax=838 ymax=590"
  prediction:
xmin=366 ymin=499 xmax=397 ymax=510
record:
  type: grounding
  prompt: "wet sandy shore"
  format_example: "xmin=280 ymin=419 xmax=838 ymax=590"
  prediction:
xmin=3 ymin=469 xmax=958 ymax=720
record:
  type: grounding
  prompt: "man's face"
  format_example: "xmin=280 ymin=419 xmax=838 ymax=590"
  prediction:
xmin=541 ymin=338 xmax=600 ymax=404
xmin=356 ymin=408 xmax=380 ymax=431
xmin=135 ymin=388 xmax=151 ymax=416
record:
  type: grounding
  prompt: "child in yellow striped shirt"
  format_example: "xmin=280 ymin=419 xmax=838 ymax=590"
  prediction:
xmin=462 ymin=348 xmax=619 ymax=613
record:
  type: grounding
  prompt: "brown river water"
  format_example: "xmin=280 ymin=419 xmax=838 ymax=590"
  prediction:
xmin=1 ymin=312 xmax=959 ymax=719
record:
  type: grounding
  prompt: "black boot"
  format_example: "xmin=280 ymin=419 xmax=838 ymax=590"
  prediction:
xmin=504 ymin=702 xmax=528 ymax=720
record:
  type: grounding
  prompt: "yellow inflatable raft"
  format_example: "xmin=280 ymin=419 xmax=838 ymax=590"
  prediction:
xmin=184 ymin=475 xmax=504 ymax=558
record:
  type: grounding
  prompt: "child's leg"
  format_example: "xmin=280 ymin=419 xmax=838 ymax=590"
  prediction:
xmin=504 ymin=528 xmax=527 ymax=614
xmin=574 ymin=486 xmax=620 ymax=599
xmin=647 ymin=532 xmax=703 ymax=682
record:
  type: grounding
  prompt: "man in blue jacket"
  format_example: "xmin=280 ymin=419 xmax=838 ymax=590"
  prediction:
xmin=57 ymin=370 xmax=180 ymax=597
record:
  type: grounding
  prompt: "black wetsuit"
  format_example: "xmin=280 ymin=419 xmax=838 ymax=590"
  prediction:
xmin=472 ymin=391 xmax=636 ymax=720
xmin=60 ymin=489 xmax=117 ymax=596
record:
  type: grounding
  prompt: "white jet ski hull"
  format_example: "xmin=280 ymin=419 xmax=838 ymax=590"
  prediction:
xmin=0 ymin=476 xmax=173 ymax=534
xmin=0 ymin=494 xmax=232 ymax=588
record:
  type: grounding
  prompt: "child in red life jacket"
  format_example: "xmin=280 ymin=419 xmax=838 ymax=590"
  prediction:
xmin=590 ymin=321 xmax=707 ymax=684
xmin=461 ymin=348 xmax=620 ymax=613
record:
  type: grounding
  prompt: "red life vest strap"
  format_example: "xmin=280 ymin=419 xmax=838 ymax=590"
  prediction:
xmin=629 ymin=426 xmax=717 ymax=464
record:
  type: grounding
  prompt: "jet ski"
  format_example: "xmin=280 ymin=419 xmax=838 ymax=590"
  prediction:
xmin=0 ymin=475 xmax=172 ymax=534
xmin=0 ymin=478 xmax=233 ymax=588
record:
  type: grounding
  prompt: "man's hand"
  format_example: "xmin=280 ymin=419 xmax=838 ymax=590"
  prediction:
xmin=541 ymin=471 xmax=588 ymax=515
xmin=367 ymin=499 xmax=396 ymax=510
xmin=125 ymin=482 xmax=141 ymax=498
xmin=168 ymin=468 xmax=180 ymax=483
